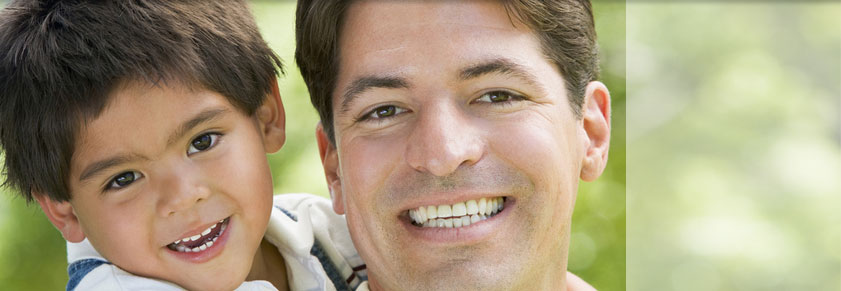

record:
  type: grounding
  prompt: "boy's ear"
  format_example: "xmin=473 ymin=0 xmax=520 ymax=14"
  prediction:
xmin=580 ymin=81 xmax=611 ymax=181
xmin=316 ymin=123 xmax=344 ymax=215
xmin=33 ymin=192 xmax=86 ymax=243
xmin=257 ymin=78 xmax=286 ymax=153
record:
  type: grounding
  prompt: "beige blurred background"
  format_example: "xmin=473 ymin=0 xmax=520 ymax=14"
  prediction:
xmin=0 ymin=1 xmax=627 ymax=290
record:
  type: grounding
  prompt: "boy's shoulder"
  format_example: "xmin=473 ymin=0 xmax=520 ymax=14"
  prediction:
xmin=67 ymin=256 xmax=180 ymax=291
xmin=66 ymin=240 xmax=276 ymax=291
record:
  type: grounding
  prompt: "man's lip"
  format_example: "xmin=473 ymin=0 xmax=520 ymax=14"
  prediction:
xmin=401 ymin=198 xmax=513 ymax=245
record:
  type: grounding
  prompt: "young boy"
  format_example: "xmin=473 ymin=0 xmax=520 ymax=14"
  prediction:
xmin=0 ymin=1 xmax=365 ymax=290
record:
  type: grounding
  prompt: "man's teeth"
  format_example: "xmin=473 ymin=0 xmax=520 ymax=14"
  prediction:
xmin=169 ymin=219 xmax=226 ymax=253
xmin=409 ymin=197 xmax=505 ymax=228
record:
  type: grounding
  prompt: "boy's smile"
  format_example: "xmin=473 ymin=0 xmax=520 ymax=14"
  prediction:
xmin=57 ymin=80 xmax=284 ymax=290
xmin=167 ymin=217 xmax=227 ymax=253
xmin=166 ymin=217 xmax=231 ymax=262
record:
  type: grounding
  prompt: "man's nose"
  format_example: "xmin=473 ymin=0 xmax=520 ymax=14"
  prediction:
xmin=405 ymin=101 xmax=484 ymax=176
xmin=156 ymin=164 xmax=211 ymax=217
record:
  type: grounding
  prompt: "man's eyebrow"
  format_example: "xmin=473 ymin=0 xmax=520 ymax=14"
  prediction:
xmin=458 ymin=58 xmax=544 ymax=90
xmin=340 ymin=76 xmax=409 ymax=113
xmin=78 ymin=107 xmax=230 ymax=183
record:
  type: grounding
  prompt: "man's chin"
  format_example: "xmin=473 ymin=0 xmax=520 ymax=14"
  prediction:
xmin=376 ymin=255 xmax=521 ymax=291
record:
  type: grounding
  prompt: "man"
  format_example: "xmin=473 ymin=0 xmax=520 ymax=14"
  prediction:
xmin=296 ymin=1 xmax=611 ymax=290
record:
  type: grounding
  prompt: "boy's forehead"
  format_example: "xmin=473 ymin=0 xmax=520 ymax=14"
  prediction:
xmin=71 ymin=80 xmax=237 ymax=177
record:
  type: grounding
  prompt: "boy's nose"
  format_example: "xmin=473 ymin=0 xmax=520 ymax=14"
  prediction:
xmin=156 ymin=168 xmax=211 ymax=217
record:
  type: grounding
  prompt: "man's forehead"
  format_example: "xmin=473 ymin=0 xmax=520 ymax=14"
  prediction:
xmin=338 ymin=1 xmax=528 ymax=61
xmin=334 ymin=1 xmax=548 ymax=101
xmin=343 ymin=0 xmax=518 ymax=33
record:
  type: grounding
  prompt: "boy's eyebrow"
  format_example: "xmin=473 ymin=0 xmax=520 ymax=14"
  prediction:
xmin=79 ymin=154 xmax=146 ymax=182
xmin=165 ymin=107 xmax=230 ymax=147
xmin=78 ymin=107 xmax=230 ymax=182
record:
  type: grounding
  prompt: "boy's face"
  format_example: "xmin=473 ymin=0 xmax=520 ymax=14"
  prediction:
xmin=41 ymin=80 xmax=284 ymax=290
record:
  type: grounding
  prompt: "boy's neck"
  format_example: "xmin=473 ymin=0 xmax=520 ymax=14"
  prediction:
xmin=247 ymin=238 xmax=288 ymax=291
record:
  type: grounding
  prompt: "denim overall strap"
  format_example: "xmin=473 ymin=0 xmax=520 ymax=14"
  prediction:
xmin=66 ymin=258 xmax=110 ymax=291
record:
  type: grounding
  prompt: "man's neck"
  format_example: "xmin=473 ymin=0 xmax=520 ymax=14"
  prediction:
xmin=246 ymin=238 xmax=288 ymax=291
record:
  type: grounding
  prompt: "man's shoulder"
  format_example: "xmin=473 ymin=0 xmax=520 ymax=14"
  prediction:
xmin=272 ymin=193 xmax=334 ymax=214
xmin=268 ymin=193 xmax=368 ymax=290
xmin=268 ymin=192 xmax=346 ymax=247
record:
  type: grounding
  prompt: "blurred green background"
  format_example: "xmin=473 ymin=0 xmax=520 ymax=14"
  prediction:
xmin=626 ymin=2 xmax=840 ymax=291
xmin=0 ymin=1 xmax=626 ymax=290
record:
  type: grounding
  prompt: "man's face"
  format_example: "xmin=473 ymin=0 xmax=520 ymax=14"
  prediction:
xmin=59 ymin=81 xmax=280 ymax=290
xmin=320 ymin=1 xmax=609 ymax=290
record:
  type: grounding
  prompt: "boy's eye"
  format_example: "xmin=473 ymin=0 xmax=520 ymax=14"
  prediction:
xmin=188 ymin=133 xmax=220 ymax=154
xmin=107 ymin=171 xmax=142 ymax=190
xmin=475 ymin=90 xmax=524 ymax=103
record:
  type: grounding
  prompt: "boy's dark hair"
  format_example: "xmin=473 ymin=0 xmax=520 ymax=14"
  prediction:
xmin=0 ymin=0 xmax=283 ymax=202
xmin=295 ymin=0 xmax=598 ymax=144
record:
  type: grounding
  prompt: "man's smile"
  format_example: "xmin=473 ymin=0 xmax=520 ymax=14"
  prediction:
xmin=408 ymin=197 xmax=507 ymax=228
xmin=399 ymin=195 xmax=515 ymax=245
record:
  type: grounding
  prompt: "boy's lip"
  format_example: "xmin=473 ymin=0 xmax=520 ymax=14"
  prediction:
xmin=164 ymin=217 xmax=232 ymax=263
xmin=169 ymin=217 xmax=228 ymax=245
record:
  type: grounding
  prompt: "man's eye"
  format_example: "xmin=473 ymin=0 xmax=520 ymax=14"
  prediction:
xmin=107 ymin=171 xmax=142 ymax=190
xmin=475 ymin=90 xmax=524 ymax=103
xmin=362 ymin=105 xmax=407 ymax=121
xmin=187 ymin=133 xmax=220 ymax=155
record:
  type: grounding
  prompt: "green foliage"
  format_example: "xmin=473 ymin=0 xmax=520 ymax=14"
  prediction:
xmin=0 ymin=196 xmax=67 ymax=290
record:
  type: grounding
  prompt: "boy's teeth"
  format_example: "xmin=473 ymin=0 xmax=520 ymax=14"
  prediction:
xmin=176 ymin=221 xmax=219 ymax=243
xmin=168 ymin=218 xmax=228 ymax=253
xmin=409 ymin=197 xmax=505 ymax=228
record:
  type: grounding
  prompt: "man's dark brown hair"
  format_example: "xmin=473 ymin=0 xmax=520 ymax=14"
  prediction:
xmin=0 ymin=0 xmax=283 ymax=202
xmin=295 ymin=0 xmax=599 ymax=144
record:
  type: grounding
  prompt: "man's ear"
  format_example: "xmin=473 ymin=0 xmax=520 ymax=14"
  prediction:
xmin=33 ymin=192 xmax=85 ymax=243
xmin=257 ymin=78 xmax=286 ymax=153
xmin=580 ymin=81 xmax=611 ymax=181
xmin=317 ymin=123 xmax=344 ymax=215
